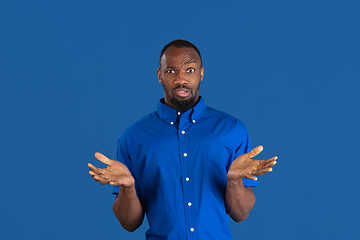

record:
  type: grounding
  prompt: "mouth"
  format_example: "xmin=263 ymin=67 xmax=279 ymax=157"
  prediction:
xmin=174 ymin=88 xmax=191 ymax=98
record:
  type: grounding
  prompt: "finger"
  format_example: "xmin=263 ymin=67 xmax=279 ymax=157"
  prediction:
xmin=255 ymin=159 xmax=275 ymax=171
xmin=88 ymin=163 xmax=102 ymax=175
xmin=96 ymin=177 xmax=110 ymax=185
xmin=246 ymin=145 xmax=264 ymax=159
xmin=88 ymin=163 xmax=96 ymax=170
xmin=89 ymin=169 xmax=115 ymax=183
xmin=94 ymin=152 xmax=114 ymax=166
xmin=109 ymin=180 xmax=121 ymax=186
xmin=89 ymin=171 xmax=102 ymax=179
xmin=258 ymin=157 xmax=277 ymax=166
xmin=266 ymin=156 xmax=278 ymax=162
xmin=252 ymin=167 xmax=273 ymax=176
xmin=260 ymin=159 xmax=277 ymax=169
xmin=89 ymin=171 xmax=101 ymax=178
xmin=89 ymin=172 xmax=110 ymax=185
xmin=89 ymin=172 xmax=100 ymax=180
xmin=89 ymin=171 xmax=99 ymax=181
xmin=245 ymin=173 xmax=258 ymax=181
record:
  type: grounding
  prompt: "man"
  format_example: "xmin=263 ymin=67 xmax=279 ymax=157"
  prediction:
xmin=88 ymin=39 xmax=277 ymax=240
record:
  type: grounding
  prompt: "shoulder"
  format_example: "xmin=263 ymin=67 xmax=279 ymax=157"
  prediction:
xmin=204 ymin=106 xmax=247 ymax=130
xmin=119 ymin=111 xmax=159 ymax=140
xmin=129 ymin=111 xmax=158 ymax=129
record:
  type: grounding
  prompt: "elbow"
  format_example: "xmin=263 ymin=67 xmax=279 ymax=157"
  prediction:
xmin=122 ymin=224 xmax=139 ymax=232
xmin=113 ymin=209 xmax=141 ymax=232
xmin=228 ymin=208 xmax=251 ymax=223
xmin=119 ymin=218 xmax=143 ymax=232
xmin=112 ymin=201 xmax=143 ymax=232
xmin=233 ymin=213 xmax=249 ymax=223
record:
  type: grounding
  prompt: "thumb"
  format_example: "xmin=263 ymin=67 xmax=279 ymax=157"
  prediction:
xmin=94 ymin=152 xmax=114 ymax=166
xmin=246 ymin=145 xmax=263 ymax=159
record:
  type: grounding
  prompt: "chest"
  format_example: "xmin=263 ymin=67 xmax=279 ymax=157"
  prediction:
xmin=128 ymin=119 xmax=237 ymax=192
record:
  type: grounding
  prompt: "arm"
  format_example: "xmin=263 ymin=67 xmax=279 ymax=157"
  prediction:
xmin=226 ymin=146 xmax=277 ymax=222
xmin=113 ymin=186 xmax=144 ymax=232
xmin=88 ymin=152 xmax=144 ymax=232
xmin=225 ymin=182 xmax=255 ymax=222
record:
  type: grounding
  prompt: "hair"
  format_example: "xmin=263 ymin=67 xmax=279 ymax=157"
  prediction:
xmin=159 ymin=39 xmax=202 ymax=67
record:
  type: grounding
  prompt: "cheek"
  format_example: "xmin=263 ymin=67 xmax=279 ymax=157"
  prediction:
xmin=190 ymin=75 xmax=202 ymax=86
xmin=162 ymin=82 xmax=173 ymax=94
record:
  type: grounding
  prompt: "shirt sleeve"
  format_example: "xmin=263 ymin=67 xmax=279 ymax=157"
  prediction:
xmin=234 ymin=124 xmax=258 ymax=187
xmin=112 ymin=133 xmax=141 ymax=197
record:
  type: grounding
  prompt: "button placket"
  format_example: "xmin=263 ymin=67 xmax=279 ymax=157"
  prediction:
xmin=178 ymin=113 xmax=197 ymax=237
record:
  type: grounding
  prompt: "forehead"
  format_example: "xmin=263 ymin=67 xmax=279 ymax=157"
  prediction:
xmin=160 ymin=46 xmax=201 ymax=68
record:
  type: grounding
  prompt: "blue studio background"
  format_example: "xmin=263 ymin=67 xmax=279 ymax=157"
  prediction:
xmin=1 ymin=1 xmax=359 ymax=239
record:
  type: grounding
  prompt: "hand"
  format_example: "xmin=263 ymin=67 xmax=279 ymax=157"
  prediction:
xmin=227 ymin=146 xmax=277 ymax=181
xmin=88 ymin=152 xmax=134 ymax=188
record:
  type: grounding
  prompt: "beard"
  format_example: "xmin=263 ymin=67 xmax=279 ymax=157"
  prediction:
xmin=165 ymin=84 xmax=200 ymax=113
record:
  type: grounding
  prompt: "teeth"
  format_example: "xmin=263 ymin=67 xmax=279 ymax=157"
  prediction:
xmin=179 ymin=91 xmax=186 ymax=93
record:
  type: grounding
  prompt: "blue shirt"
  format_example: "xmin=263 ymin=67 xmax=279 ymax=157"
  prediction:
xmin=113 ymin=97 xmax=257 ymax=240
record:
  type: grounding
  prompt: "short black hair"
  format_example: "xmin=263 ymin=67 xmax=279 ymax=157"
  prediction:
xmin=159 ymin=39 xmax=202 ymax=67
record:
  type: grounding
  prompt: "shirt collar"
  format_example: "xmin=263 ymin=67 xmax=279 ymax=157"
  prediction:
xmin=157 ymin=97 xmax=206 ymax=126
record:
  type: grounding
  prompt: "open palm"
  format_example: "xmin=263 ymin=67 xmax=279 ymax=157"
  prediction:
xmin=88 ymin=152 xmax=134 ymax=188
xmin=228 ymin=146 xmax=277 ymax=181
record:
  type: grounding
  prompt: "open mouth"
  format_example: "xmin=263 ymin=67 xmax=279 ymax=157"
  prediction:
xmin=174 ymin=89 xmax=190 ymax=98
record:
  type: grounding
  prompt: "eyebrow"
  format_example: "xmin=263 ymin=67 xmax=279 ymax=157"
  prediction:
xmin=166 ymin=60 xmax=197 ymax=68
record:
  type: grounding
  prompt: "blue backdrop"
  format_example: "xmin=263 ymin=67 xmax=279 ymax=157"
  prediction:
xmin=1 ymin=0 xmax=359 ymax=239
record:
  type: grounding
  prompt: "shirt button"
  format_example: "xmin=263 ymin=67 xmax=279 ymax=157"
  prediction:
xmin=181 ymin=130 xmax=185 ymax=134
xmin=186 ymin=177 xmax=190 ymax=181
xmin=188 ymin=202 xmax=192 ymax=206
xmin=183 ymin=153 xmax=187 ymax=157
xmin=178 ymin=112 xmax=181 ymax=115
xmin=170 ymin=122 xmax=174 ymax=125
xmin=190 ymin=228 xmax=195 ymax=232
xmin=192 ymin=120 xmax=196 ymax=123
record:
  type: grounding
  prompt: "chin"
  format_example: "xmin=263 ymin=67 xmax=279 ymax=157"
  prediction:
xmin=171 ymin=96 xmax=198 ymax=112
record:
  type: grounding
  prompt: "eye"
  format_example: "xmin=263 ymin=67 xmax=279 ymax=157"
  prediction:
xmin=165 ymin=69 xmax=175 ymax=74
xmin=187 ymin=68 xmax=195 ymax=73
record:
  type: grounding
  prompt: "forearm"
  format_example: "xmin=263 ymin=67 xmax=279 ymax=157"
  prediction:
xmin=113 ymin=186 xmax=144 ymax=232
xmin=225 ymin=179 xmax=256 ymax=222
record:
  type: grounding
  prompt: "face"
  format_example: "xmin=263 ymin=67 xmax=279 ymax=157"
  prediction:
xmin=157 ymin=46 xmax=204 ymax=112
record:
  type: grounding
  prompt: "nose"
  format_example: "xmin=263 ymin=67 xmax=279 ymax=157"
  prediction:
xmin=174 ymin=71 xmax=188 ymax=85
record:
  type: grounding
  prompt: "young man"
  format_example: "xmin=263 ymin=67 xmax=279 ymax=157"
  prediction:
xmin=88 ymin=39 xmax=277 ymax=240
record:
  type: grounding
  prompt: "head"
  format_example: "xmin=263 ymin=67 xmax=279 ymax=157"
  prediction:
xmin=157 ymin=40 xmax=204 ymax=112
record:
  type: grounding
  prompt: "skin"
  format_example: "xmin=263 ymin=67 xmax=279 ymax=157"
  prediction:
xmin=226 ymin=145 xmax=277 ymax=222
xmin=88 ymin=46 xmax=277 ymax=230
xmin=88 ymin=153 xmax=144 ymax=232
xmin=157 ymin=46 xmax=204 ymax=112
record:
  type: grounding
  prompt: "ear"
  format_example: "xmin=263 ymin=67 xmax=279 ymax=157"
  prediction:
xmin=157 ymin=68 xmax=162 ymax=83
xmin=200 ymin=66 xmax=204 ymax=82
